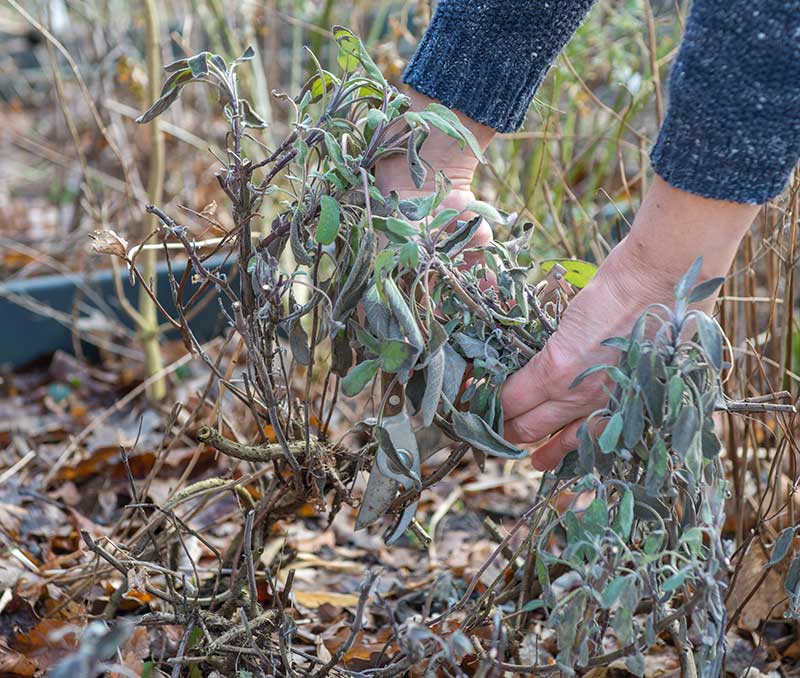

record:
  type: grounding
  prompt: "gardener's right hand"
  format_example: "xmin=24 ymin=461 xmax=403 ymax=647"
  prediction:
xmin=374 ymin=89 xmax=496 ymax=258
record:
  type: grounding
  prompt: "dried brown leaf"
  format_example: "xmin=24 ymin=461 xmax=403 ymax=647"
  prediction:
xmin=88 ymin=230 xmax=128 ymax=258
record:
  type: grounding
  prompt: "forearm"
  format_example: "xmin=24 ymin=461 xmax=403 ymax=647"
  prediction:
xmin=618 ymin=177 xmax=758 ymax=293
xmin=402 ymin=0 xmax=597 ymax=133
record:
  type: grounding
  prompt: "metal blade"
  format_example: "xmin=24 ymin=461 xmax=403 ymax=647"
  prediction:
xmin=354 ymin=408 xmax=421 ymax=531
xmin=354 ymin=460 xmax=398 ymax=530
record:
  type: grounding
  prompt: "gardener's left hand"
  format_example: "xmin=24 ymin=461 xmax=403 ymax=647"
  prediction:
xmin=500 ymin=176 xmax=757 ymax=470
xmin=500 ymin=237 xmax=668 ymax=470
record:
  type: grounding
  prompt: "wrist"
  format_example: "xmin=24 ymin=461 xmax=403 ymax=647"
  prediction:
xmin=621 ymin=176 xmax=757 ymax=284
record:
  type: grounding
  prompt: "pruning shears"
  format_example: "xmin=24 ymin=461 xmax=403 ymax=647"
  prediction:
xmin=355 ymin=376 xmax=449 ymax=544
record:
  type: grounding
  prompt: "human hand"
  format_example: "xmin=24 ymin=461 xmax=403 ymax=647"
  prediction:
xmin=500 ymin=176 xmax=758 ymax=470
xmin=500 ymin=238 xmax=686 ymax=470
xmin=374 ymin=89 xmax=495 ymax=256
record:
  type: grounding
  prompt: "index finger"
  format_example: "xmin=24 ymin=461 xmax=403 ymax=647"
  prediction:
xmin=500 ymin=353 xmax=548 ymax=421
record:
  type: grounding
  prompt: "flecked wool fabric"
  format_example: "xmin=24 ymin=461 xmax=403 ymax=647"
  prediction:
xmin=403 ymin=0 xmax=800 ymax=205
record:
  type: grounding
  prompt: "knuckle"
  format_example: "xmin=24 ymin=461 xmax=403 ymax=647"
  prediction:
xmin=508 ymin=417 xmax=544 ymax=446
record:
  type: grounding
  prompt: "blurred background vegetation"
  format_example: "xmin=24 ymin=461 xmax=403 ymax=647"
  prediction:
xmin=2 ymin=0 xmax=796 ymax=376
xmin=0 ymin=0 xmax=798 ymax=634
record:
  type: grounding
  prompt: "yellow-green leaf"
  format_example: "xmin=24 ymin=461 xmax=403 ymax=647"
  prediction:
xmin=539 ymin=258 xmax=598 ymax=289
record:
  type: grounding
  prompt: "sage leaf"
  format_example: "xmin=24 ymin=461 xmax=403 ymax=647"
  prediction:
xmin=637 ymin=352 xmax=666 ymax=426
xmin=576 ymin=422 xmax=595 ymax=474
xmin=437 ymin=216 xmax=483 ymax=257
xmin=331 ymin=330 xmax=353 ymax=377
xmin=598 ymin=412 xmax=623 ymax=454
xmin=556 ymin=449 xmax=581 ymax=479
xmin=662 ymin=568 xmax=690 ymax=593
xmin=315 ymin=195 xmax=340 ymax=245
xmin=323 ymin=131 xmax=357 ymax=183
xmin=289 ymin=320 xmax=311 ymax=366
xmin=632 ymin=483 xmax=671 ymax=522
xmin=421 ymin=346 xmax=445 ymax=426
xmin=570 ymin=363 xmax=609 ymax=388
xmin=383 ymin=277 xmax=424 ymax=352
xmin=583 ymin=498 xmax=609 ymax=538
xmin=770 ymin=526 xmax=797 ymax=566
xmin=428 ymin=208 xmax=460 ymax=233
xmin=601 ymin=336 xmax=630 ymax=351
xmin=353 ymin=325 xmax=381 ymax=355
xmin=623 ymin=395 xmax=645 ymax=448
xmin=696 ymin=312 xmax=723 ymax=369
xmin=386 ymin=217 xmax=417 ymax=239
xmin=520 ymin=599 xmax=545 ymax=613
xmin=187 ymin=51 xmax=210 ymax=77
xmin=297 ymin=70 xmax=340 ymax=104
xmin=442 ymin=344 xmax=466 ymax=407
xmin=701 ymin=423 xmax=722 ymax=458
xmin=136 ymin=86 xmax=181 ymax=124
xmin=784 ymin=556 xmax=800 ymax=597
xmin=342 ymin=359 xmax=378 ymax=397
xmin=164 ymin=58 xmax=189 ymax=73
xmin=645 ymin=434 xmax=669 ymax=495
xmin=602 ymin=575 xmax=629 ymax=608
xmin=239 ymin=98 xmax=268 ymax=128
xmin=613 ymin=490 xmax=634 ymax=540
xmin=289 ymin=210 xmax=314 ymax=265
xmin=675 ymin=256 xmax=703 ymax=301
xmin=331 ymin=230 xmax=375 ymax=324
xmin=453 ymin=333 xmax=498 ymax=361
xmin=450 ymin=410 xmax=526 ymax=459
xmin=671 ymin=406 xmax=699 ymax=459
xmin=424 ymin=103 xmax=485 ymax=163
xmin=464 ymin=200 xmax=502 ymax=223
xmin=332 ymin=25 xmax=386 ymax=85
xmin=398 ymin=193 xmax=436 ymax=221
xmin=688 ymin=276 xmax=725 ymax=304
xmin=406 ymin=129 xmax=427 ymax=189
xmin=379 ymin=339 xmax=417 ymax=373
xmin=235 ymin=45 xmax=255 ymax=62
xmin=667 ymin=374 xmax=684 ymax=419
xmin=399 ymin=241 xmax=420 ymax=268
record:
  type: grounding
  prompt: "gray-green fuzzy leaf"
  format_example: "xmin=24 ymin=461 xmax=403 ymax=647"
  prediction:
xmin=442 ymin=344 xmax=466 ymax=407
xmin=671 ymin=406 xmax=699 ymax=458
xmin=420 ymin=346 xmax=445 ymax=426
xmin=383 ymin=277 xmax=424 ymax=352
xmin=689 ymin=276 xmax=725 ymax=304
xmin=623 ymin=395 xmax=645 ymax=448
xmin=770 ymin=526 xmax=797 ymax=566
xmin=342 ymin=359 xmax=378 ymax=397
xmin=316 ymin=195 xmax=341 ymax=245
xmin=451 ymin=410 xmax=526 ymax=459
xmin=598 ymin=412 xmax=623 ymax=454
xmin=696 ymin=312 xmax=724 ymax=369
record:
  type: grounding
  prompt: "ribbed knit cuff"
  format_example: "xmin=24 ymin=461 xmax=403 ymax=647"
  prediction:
xmin=402 ymin=0 xmax=595 ymax=133
xmin=650 ymin=0 xmax=800 ymax=205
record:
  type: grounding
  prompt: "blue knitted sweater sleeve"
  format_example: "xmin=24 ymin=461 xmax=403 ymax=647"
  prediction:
xmin=403 ymin=0 xmax=800 ymax=204
xmin=402 ymin=0 xmax=596 ymax=133
xmin=650 ymin=0 xmax=800 ymax=204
